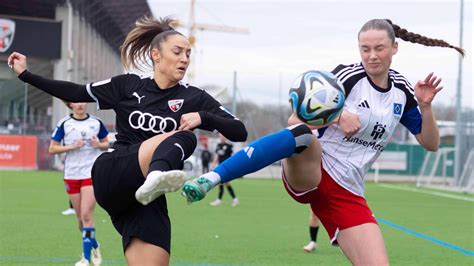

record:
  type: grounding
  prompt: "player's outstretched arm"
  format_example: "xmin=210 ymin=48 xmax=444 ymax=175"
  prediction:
xmin=414 ymin=72 xmax=442 ymax=152
xmin=198 ymin=111 xmax=247 ymax=142
xmin=7 ymin=52 xmax=94 ymax=103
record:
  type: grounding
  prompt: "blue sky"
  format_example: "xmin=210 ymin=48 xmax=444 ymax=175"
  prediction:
xmin=147 ymin=0 xmax=473 ymax=107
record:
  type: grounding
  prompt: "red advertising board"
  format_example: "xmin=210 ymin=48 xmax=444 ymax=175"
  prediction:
xmin=0 ymin=135 xmax=37 ymax=169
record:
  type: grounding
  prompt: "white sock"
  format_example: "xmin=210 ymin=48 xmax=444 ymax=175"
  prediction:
xmin=202 ymin=171 xmax=221 ymax=185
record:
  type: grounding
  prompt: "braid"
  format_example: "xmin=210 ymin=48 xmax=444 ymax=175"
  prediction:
xmin=386 ymin=19 xmax=465 ymax=57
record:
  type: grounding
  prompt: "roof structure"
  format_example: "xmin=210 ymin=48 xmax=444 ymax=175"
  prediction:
xmin=0 ymin=0 xmax=152 ymax=52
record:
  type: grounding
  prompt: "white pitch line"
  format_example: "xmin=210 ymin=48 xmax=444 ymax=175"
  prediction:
xmin=377 ymin=184 xmax=474 ymax=202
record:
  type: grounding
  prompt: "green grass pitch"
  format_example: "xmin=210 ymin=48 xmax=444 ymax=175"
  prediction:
xmin=0 ymin=170 xmax=473 ymax=265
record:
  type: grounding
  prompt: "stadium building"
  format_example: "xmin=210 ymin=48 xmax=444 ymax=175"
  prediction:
xmin=0 ymin=0 xmax=151 ymax=169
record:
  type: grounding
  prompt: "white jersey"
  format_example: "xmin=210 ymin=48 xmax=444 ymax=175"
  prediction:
xmin=51 ymin=114 xmax=109 ymax=180
xmin=319 ymin=63 xmax=422 ymax=197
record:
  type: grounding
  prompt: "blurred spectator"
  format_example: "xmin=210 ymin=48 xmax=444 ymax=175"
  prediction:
xmin=209 ymin=133 xmax=239 ymax=207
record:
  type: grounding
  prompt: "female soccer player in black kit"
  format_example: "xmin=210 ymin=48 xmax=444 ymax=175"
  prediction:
xmin=8 ymin=16 xmax=247 ymax=266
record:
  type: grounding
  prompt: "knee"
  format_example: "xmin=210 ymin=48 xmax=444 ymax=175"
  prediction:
xmin=174 ymin=130 xmax=197 ymax=146
xmin=171 ymin=131 xmax=197 ymax=155
xmin=81 ymin=212 xmax=93 ymax=225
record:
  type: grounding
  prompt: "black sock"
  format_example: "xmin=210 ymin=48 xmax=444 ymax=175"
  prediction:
xmin=226 ymin=185 xmax=236 ymax=198
xmin=289 ymin=124 xmax=313 ymax=154
xmin=310 ymin=226 xmax=319 ymax=242
xmin=148 ymin=131 xmax=197 ymax=174
xmin=218 ymin=184 xmax=224 ymax=199
xmin=69 ymin=201 xmax=73 ymax=208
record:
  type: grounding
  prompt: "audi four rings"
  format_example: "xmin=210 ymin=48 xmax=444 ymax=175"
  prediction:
xmin=128 ymin=110 xmax=178 ymax=133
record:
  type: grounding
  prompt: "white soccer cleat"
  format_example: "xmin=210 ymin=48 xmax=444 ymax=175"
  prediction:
xmin=91 ymin=247 xmax=102 ymax=266
xmin=75 ymin=256 xmax=90 ymax=266
xmin=135 ymin=170 xmax=187 ymax=205
xmin=303 ymin=241 xmax=317 ymax=252
xmin=231 ymin=198 xmax=239 ymax=207
xmin=209 ymin=199 xmax=222 ymax=207
xmin=61 ymin=208 xmax=76 ymax=216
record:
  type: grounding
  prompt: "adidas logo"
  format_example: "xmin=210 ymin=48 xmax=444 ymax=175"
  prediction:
xmin=244 ymin=146 xmax=254 ymax=158
xmin=358 ymin=100 xmax=370 ymax=108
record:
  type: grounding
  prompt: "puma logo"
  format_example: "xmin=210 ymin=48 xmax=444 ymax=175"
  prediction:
xmin=132 ymin=92 xmax=145 ymax=104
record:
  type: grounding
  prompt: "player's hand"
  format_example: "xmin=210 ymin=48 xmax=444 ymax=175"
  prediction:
xmin=338 ymin=109 xmax=360 ymax=137
xmin=415 ymin=72 xmax=443 ymax=108
xmin=91 ymin=136 xmax=100 ymax=148
xmin=71 ymin=139 xmax=85 ymax=150
xmin=179 ymin=112 xmax=202 ymax=131
xmin=7 ymin=52 xmax=28 ymax=75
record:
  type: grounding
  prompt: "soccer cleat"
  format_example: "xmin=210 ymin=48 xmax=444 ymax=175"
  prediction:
xmin=303 ymin=241 xmax=317 ymax=252
xmin=135 ymin=170 xmax=187 ymax=205
xmin=231 ymin=198 xmax=239 ymax=207
xmin=61 ymin=208 xmax=76 ymax=216
xmin=181 ymin=176 xmax=216 ymax=204
xmin=210 ymin=199 xmax=222 ymax=207
xmin=75 ymin=256 xmax=90 ymax=266
xmin=91 ymin=247 xmax=102 ymax=266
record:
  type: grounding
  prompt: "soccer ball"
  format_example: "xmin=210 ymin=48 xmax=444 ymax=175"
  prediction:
xmin=289 ymin=70 xmax=345 ymax=126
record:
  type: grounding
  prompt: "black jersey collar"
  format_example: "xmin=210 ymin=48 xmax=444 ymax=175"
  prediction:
xmin=366 ymin=74 xmax=392 ymax=93
xmin=150 ymin=78 xmax=182 ymax=92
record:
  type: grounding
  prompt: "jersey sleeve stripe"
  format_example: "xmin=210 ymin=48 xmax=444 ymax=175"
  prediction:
xmin=389 ymin=71 xmax=418 ymax=112
xmin=339 ymin=68 xmax=366 ymax=84
xmin=390 ymin=72 xmax=414 ymax=92
xmin=86 ymin=83 xmax=101 ymax=109
xmin=392 ymin=79 xmax=414 ymax=94
xmin=333 ymin=63 xmax=364 ymax=81
xmin=332 ymin=64 xmax=366 ymax=96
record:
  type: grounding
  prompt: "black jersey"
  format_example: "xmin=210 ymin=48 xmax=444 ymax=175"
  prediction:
xmin=19 ymin=71 xmax=247 ymax=144
xmin=86 ymin=74 xmax=238 ymax=146
xmin=215 ymin=143 xmax=233 ymax=163
xmin=200 ymin=149 xmax=212 ymax=164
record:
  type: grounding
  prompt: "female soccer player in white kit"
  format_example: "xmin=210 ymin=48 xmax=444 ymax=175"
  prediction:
xmin=49 ymin=102 xmax=109 ymax=265
xmin=182 ymin=19 xmax=464 ymax=265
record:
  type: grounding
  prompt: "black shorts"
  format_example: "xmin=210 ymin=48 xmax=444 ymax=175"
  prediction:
xmin=91 ymin=144 xmax=171 ymax=253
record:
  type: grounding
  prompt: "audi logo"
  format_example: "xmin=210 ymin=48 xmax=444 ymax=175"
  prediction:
xmin=128 ymin=111 xmax=177 ymax=134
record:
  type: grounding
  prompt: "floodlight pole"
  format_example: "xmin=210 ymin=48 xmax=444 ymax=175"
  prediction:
xmin=232 ymin=71 xmax=237 ymax=115
xmin=454 ymin=0 xmax=464 ymax=185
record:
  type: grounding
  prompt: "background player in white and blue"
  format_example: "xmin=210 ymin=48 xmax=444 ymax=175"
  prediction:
xmin=182 ymin=19 xmax=464 ymax=265
xmin=49 ymin=102 xmax=109 ymax=266
xmin=8 ymin=16 xmax=247 ymax=266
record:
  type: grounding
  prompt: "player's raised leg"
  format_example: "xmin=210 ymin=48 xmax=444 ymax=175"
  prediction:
xmin=182 ymin=123 xmax=314 ymax=203
xmin=135 ymin=131 xmax=197 ymax=205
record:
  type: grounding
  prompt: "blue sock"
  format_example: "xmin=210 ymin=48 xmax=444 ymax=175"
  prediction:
xmin=215 ymin=124 xmax=313 ymax=183
xmin=91 ymin=238 xmax=98 ymax=249
xmin=82 ymin=228 xmax=96 ymax=261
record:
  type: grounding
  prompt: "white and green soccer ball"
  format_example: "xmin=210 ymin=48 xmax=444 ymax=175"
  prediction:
xmin=289 ymin=70 xmax=345 ymax=126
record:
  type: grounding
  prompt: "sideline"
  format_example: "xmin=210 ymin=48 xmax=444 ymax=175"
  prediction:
xmin=377 ymin=183 xmax=474 ymax=202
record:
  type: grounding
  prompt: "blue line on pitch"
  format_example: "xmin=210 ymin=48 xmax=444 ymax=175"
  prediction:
xmin=377 ymin=217 xmax=474 ymax=256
